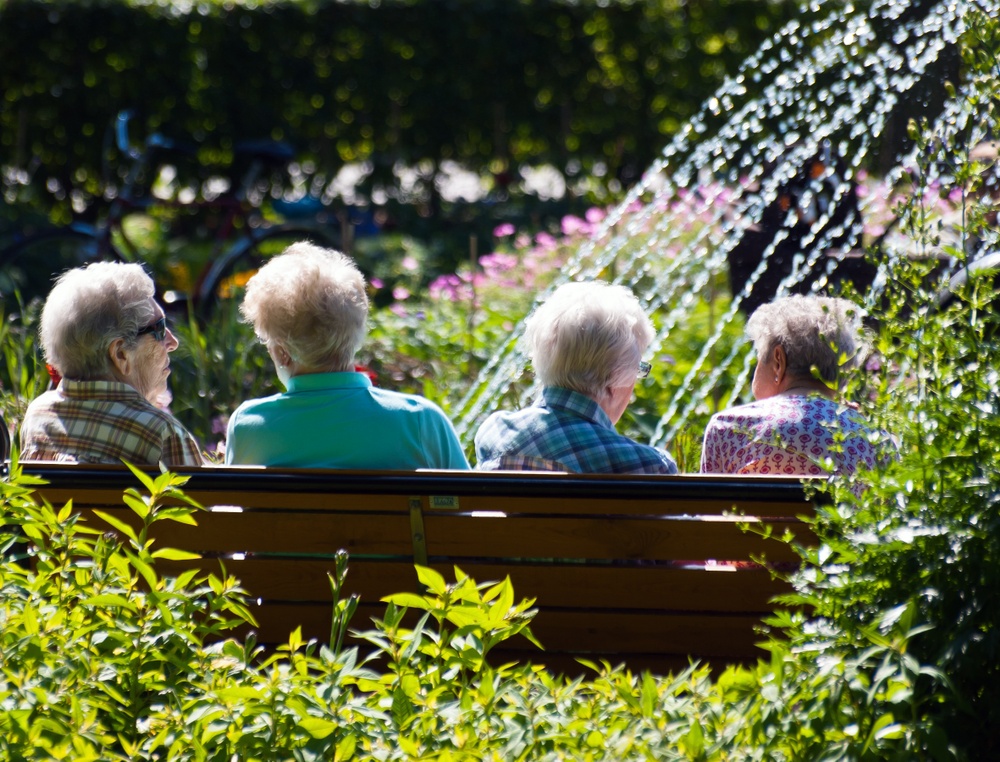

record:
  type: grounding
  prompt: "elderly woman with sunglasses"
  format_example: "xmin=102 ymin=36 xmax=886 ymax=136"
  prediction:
xmin=700 ymin=294 xmax=891 ymax=478
xmin=19 ymin=262 xmax=203 ymax=466
xmin=474 ymin=280 xmax=677 ymax=474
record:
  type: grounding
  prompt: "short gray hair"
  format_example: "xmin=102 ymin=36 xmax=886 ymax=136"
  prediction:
xmin=240 ymin=241 xmax=369 ymax=371
xmin=746 ymin=294 xmax=866 ymax=386
xmin=40 ymin=262 xmax=156 ymax=379
xmin=525 ymin=280 xmax=654 ymax=399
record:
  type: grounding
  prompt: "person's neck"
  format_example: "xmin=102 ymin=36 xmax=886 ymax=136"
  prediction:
xmin=779 ymin=378 xmax=835 ymax=399
xmin=288 ymin=364 xmax=356 ymax=378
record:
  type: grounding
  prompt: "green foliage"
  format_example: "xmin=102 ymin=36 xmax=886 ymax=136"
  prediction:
xmin=0 ymin=0 xmax=796 ymax=214
xmin=0 ymin=461 xmax=257 ymax=758
xmin=0 ymin=461 xmax=964 ymax=759
xmin=0 ymin=298 xmax=48 ymax=436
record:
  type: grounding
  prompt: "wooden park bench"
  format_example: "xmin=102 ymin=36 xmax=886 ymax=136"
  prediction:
xmin=14 ymin=463 xmax=818 ymax=675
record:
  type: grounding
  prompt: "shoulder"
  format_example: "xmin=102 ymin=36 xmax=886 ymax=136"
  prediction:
xmin=228 ymin=394 xmax=283 ymax=422
xmin=370 ymin=387 xmax=452 ymax=418
xmin=140 ymin=403 xmax=197 ymax=439
xmin=22 ymin=390 xmax=59 ymax=417
xmin=707 ymin=397 xmax=777 ymax=427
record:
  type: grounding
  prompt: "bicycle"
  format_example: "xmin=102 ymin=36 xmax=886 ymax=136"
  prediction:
xmin=0 ymin=111 xmax=359 ymax=317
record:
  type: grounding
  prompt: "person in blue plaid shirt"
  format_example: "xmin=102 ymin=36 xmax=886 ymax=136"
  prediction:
xmin=474 ymin=281 xmax=677 ymax=474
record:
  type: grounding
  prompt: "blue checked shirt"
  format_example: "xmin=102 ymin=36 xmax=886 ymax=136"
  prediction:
xmin=474 ymin=386 xmax=677 ymax=474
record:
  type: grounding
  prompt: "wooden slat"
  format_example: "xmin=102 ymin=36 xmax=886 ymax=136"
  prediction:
xmin=77 ymin=506 xmax=415 ymax=556
xmin=21 ymin=463 xmax=815 ymax=506
xmin=39 ymin=483 xmax=811 ymax=520
xmin=228 ymin=601 xmax=386 ymax=648
xmin=233 ymin=602 xmax=770 ymax=661
xmin=421 ymin=494 xmax=813 ymax=519
xmin=33 ymin=486 xmax=128 ymax=509
xmin=484 ymin=649 xmax=740 ymax=678
xmin=156 ymin=558 xmax=422 ymax=604
xmin=36 ymin=485 xmax=415 ymax=514
xmin=523 ymin=610 xmax=769 ymax=658
xmin=425 ymin=562 xmax=791 ymax=614
xmin=154 ymin=558 xmax=789 ymax=615
xmin=423 ymin=513 xmax=810 ymax=563
xmin=184 ymin=491 xmax=415 ymax=512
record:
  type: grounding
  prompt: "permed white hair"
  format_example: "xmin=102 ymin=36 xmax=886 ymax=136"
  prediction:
xmin=525 ymin=280 xmax=654 ymax=401
xmin=240 ymin=241 xmax=369 ymax=371
xmin=40 ymin=261 xmax=156 ymax=379
xmin=746 ymin=294 xmax=866 ymax=387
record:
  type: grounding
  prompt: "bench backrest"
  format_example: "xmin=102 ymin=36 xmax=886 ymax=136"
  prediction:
xmin=16 ymin=464 xmax=817 ymax=675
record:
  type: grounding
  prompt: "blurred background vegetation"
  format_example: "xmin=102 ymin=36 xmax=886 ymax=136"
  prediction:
xmin=0 ymin=0 xmax=799 ymax=261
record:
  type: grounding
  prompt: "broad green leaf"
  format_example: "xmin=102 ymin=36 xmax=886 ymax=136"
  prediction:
xmin=123 ymin=461 xmax=156 ymax=493
xmin=81 ymin=594 xmax=137 ymax=612
xmin=150 ymin=506 xmax=200 ymax=525
xmin=151 ymin=547 xmax=201 ymax=561
xmin=640 ymin=672 xmax=658 ymax=717
xmin=122 ymin=492 xmax=151 ymax=520
xmin=298 ymin=717 xmax=338 ymax=739
xmin=125 ymin=549 xmax=158 ymax=588
xmin=214 ymin=687 xmax=264 ymax=700
xmin=383 ymin=593 xmax=431 ymax=610
xmin=92 ymin=510 xmax=138 ymax=543
xmin=415 ymin=565 xmax=447 ymax=595
xmin=336 ymin=733 xmax=357 ymax=761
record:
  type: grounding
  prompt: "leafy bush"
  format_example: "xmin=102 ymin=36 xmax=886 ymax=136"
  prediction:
xmin=0 ymin=461 xmax=961 ymax=760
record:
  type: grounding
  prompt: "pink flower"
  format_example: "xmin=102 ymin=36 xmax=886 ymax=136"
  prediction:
xmin=585 ymin=207 xmax=606 ymax=224
xmin=535 ymin=232 xmax=558 ymax=250
xmin=479 ymin=252 xmax=518 ymax=277
xmin=493 ymin=222 xmax=516 ymax=237
xmin=401 ymin=256 xmax=419 ymax=271
xmin=561 ymin=215 xmax=592 ymax=236
xmin=429 ymin=274 xmax=473 ymax=302
xmin=370 ymin=277 xmax=384 ymax=289
xmin=393 ymin=286 xmax=410 ymax=301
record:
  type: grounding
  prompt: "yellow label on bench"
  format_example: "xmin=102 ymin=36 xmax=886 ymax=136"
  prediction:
xmin=429 ymin=495 xmax=460 ymax=509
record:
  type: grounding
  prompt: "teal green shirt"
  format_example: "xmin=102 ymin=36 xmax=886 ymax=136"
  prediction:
xmin=225 ymin=372 xmax=470 ymax=470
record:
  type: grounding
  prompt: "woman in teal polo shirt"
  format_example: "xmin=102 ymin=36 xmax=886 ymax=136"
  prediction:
xmin=224 ymin=242 xmax=469 ymax=470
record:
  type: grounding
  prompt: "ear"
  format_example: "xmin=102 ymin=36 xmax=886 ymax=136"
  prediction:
xmin=108 ymin=338 xmax=131 ymax=380
xmin=771 ymin=344 xmax=787 ymax=383
xmin=269 ymin=342 xmax=292 ymax=368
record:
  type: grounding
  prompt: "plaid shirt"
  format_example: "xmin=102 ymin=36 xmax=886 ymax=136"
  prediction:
xmin=474 ymin=386 xmax=677 ymax=474
xmin=19 ymin=379 xmax=204 ymax=467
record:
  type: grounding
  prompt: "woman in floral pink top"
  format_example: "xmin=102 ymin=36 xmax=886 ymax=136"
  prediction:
xmin=700 ymin=295 xmax=892 ymax=476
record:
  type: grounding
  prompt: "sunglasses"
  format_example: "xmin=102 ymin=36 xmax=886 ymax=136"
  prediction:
xmin=638 ymin=360 xmax=652 ymax=379
xmin=136 ymin=316 xmax=168 ymax=342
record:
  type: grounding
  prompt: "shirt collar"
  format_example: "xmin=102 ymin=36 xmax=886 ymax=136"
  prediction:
xmin=539 ymin=386 xmax=614 ymax=430
xmin=58 ymin=378 xmax=145 ymax=401
xmin=286 ymin=371 xmax=372 ymax=394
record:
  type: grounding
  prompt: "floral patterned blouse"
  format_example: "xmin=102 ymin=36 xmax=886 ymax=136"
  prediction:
xmin=699 ymin=394 xmax=892 ymax=476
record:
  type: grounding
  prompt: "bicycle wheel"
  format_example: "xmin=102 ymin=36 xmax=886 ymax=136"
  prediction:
xmin=194 ymin=225 xmax=339 ymax=318
xmin=0 ymin=227 xmax=123 ymax=309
